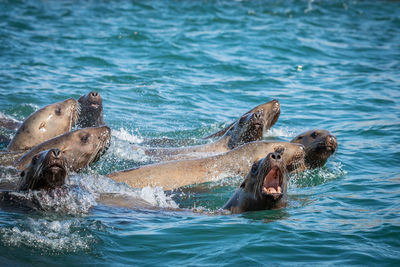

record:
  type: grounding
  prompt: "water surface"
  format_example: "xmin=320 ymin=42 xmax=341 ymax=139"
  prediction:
xmin=0 ymin=0 xmax=399 ymax=265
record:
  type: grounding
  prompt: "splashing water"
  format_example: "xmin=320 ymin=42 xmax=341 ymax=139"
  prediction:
xmin=0 ymin=217 xmax=96 ymax=253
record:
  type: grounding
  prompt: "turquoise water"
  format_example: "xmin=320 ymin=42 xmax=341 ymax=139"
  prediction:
xmin=1 ymin=0 xmax=400 ymax=265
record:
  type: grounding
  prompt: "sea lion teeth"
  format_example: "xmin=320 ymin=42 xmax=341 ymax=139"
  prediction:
xmin=277 ymin=186 xmax=282 ymax=193
xmin=268 ymin=187 xmax=277 ymax=194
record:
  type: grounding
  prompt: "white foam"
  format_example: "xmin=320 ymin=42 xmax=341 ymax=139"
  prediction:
xmin=264 ymin=126 xmax=296 ymax=140
xmin=289 ymin=159 xmax=347 ymax=188
xmin=113 ymin=128 xmax=143 ymax=143
xmin=139 ymin=186 xmax=178 ymax=208
xmin=72 ymin=173 xmax=178 ymax=209
xmin=0 ymin=218 xmax=95 ymax=252
xmin=104 ymin=129 xmax=149 ymax=162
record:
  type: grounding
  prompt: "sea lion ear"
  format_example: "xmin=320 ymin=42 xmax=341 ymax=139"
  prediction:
xmin=20 ymin=171 xmax=25 ymax=177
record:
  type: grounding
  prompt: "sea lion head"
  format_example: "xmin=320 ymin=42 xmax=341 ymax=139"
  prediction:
xmin=57 ymin=126 xmax=111 ymax=171
xmin=240 ymin=152 xmax=288 ymax=211
xmin=226 ymin=111 xmax=264 ymax=149
xmin=77 ymin=91 xmax=105 ymax=128
xmin=254 ymin=99 xmax=280 ymax=133
xmin=18 ymin=148 xmax=68 ymax=191
xmin=291 ymin=129 xmax=337 ymax=169
xmin=16 ymin=126 xmax=111 ymax=172
xmin=7 ymin=98 xmax=79 ymax=151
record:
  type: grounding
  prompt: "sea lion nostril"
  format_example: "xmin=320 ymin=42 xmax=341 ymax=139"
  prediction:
xmin=90 ymin=91 xmax=99 ymax=97
xmin=271 ymin=153 xmax=281 ymax=160
xmin=52 ymin=149 xmax=61 ymax=158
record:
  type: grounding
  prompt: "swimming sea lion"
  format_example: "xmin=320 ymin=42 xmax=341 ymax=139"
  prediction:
xmin=134 ymin=110 xmax=267 ymax=160
xmin=107 ymin=141 xmax=305 ymax=191
xmin=205 ymin=99 xmax=280 ymax=139
xmin=0 ymin=149 xmax=70 ymax=211
xmin=290 ymin=129 xmax=337 ymax=169
xmin=76 ymin=91 xmax=105 ymax=128
xmin=222 ymin=152 xmax=288 ymax=213
xmin=18 ymin=148 xmax=68 ymax=191
xmin=15 ymin=126 xmax=111 ymax=172
xmin=7 ymin=98 xmax=79 ymax=151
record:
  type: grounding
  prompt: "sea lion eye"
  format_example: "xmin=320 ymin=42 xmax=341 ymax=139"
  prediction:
xmin=297 ymin=136 xmax=303 ymax=140
xmin=55 ymin=106 xmax=62 ymax=116
xmin=20 ymin=171 xmax=25 ymax=177
xmin=311 ymin=131 xmax=318 ymax=138
xmin=81 ymin=134 xmax=90 ymax=143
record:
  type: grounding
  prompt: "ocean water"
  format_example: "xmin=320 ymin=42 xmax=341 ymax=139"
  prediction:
xmin=1 ymin=0 xmax=400 ymax=265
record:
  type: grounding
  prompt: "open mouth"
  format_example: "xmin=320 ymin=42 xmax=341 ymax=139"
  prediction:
xmin=89 ymin=103 xmax=100 ymax=109
xmin=261 ymin=166 xmax=283 ymax=200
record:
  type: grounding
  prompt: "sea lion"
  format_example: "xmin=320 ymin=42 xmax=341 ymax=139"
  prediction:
xmin=15 ymin=126 xmax=111 ymax=172
xmin=134 ymin=110 xmax=268 ymax=160
xmin=0 ymin=149 xmax=70 ymax=211
xmin=0 ymin=148 xmax=156 ymax=212
xmin=18 ymin=148 xmax=68 ymax=191
xmin=76 ymin=91 xmax=105 ymax=128
xmin=107 ymin=141 xmax=305 ymax=191
xmin=222 ymin=152 xmax=288 ymax=213
xmin=205 ymin=99 xmax=280 ymax=139
xmin=7 ymin=98 xmax=79 ymax=151
xmin=290 ymin=129 xmax=337 ymax=169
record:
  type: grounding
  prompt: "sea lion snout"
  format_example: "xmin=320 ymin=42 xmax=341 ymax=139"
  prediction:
xmin=271 ymin=99 xmax=280 ymax=112
xmin=326 ymin=135 xmax=337 ymax=151
xmin=270 ymin=152 xmax=281 ymax=161
xmin=90 ymin=91 xmax=99 ymax=97
xmin=76 ymin=91 xmax=105 ymax=128
xmin=50 ymin=148 xmax=62 ymax=158
xmin=87 ymin=91 xmax=102 ymax=108
xmin=18 ymin=149 xmax=69 ymax=191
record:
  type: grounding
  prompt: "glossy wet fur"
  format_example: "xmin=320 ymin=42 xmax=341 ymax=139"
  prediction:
xmin=16 ymin=126 xmax=111 ymax=172
xmin=291 ymin=129 xmax=337 ymax=169
xmin=206 ymin=99 xmax=280 ymax=139
xmin=226 ymin=110 xmax=264 ymax=149
xmin=76 ymin=91 xmax=105 ymax=128
xmin=223 ymin=152 xmax=288 ymax=213
xmin=18 ymin=149 xmax=68 ymax=191
xmin=108 ymin=141 xmax=304 ymax=191
xmin=132 ymin=110 xmax=266 ymax=160
xmin=7 ymin=98 xmax=79 ymax=151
